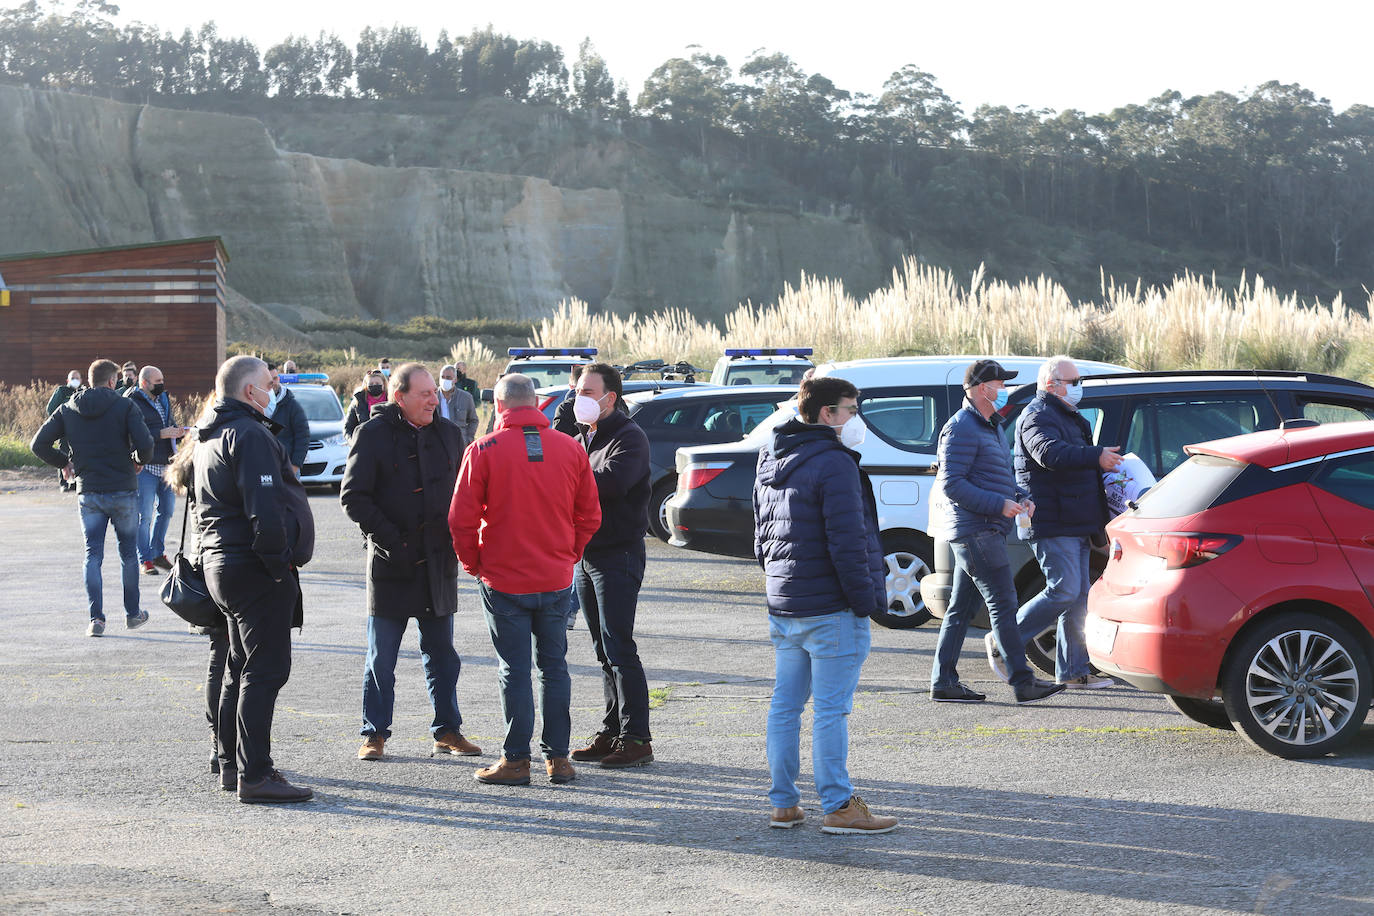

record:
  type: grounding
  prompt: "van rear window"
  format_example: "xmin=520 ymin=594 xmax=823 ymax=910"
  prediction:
xmin=1131 ymin=454 xmax=1247 ymax=518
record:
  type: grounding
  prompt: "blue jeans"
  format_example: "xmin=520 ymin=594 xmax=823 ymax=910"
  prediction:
xmin=480 ymin=583 xmax=573 ymax=761
xmin=767 ymin=611 xmax=871 ymax=815
xmin=932 ymin=527 xmax=1034 ymax=690
xmin=78 ymin=490 xmax=141 ymax=621
xmin=1017 ymin=536 xmax=1092 ymax=681
xmin=361 ymin=615 xmax=462 ymax=739
xmin=136 ymin=468 xmax=176 ymax=563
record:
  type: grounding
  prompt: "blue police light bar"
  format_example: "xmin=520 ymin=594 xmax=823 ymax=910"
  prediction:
xmin=723 ymin=347 xmax=813 ymax=357
xmin=508 ymin=347 xmax=598 ymax=358
xmin=278 ymin=373 xmax=329 ymax=384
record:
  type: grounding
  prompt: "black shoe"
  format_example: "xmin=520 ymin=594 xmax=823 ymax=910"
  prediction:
xmin=220 ymin=765 xmax=238 ymax=792
xmin=237 ymin=769 xmax=312 ymax=804
xmin=1015 ymin=680 xmax=1068 ymax=704
xmin=931 ymin=683 xmax=986 ymax=703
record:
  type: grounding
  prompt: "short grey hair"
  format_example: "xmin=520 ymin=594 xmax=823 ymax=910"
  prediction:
xmin=1038 ymin=355 xmax=1075 ymax=390
xmin=440 ymin=364 xmax=456 ymax=376
xmin=494 ymin=373 xmax=536 ymax=405
xmin=139 ymin=365 xmax=160 ymax=383
xmin=217 ymin=355 xmax=267 ymax=402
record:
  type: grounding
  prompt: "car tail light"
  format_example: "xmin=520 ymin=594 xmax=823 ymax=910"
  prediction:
xmin=679 ymin=462 xmax=732 ymax=492
xmin=1136 ymin=532 xmax=1241 ymax=569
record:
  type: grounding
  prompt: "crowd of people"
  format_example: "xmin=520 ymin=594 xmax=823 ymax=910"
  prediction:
xmin=30 ymin=351 xmax=1121 ymax=833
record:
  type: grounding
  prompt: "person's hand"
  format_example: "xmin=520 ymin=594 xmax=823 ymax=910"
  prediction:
xmin=1099 ymin=446 xmax=1124 ymax=471
xmin=1001 ymin=499 xmax=1021 ymax=518
xmin=1020 ymin=499 xmax=1035 ymax=519
xmin=291 ymin=465 xmax=300 ymax=477
xmin=162 ymin=426 xmax=187 ymax=439
xmin=62 ymin=463 xmax=74 ymax=482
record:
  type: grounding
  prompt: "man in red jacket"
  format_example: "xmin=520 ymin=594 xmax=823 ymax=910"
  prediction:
xmin=449 ymin=373 xmax=601 ymax=786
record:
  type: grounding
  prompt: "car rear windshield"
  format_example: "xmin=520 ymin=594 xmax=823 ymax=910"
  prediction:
xmin=1131 ymin=454 xmax=1248 ymax=518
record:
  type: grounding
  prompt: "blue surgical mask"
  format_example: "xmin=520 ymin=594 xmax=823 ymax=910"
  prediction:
xmin=993 ymin=388 xmax=1009 ymax=410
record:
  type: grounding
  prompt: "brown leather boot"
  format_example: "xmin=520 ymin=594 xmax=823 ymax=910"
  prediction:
xmin=769 ymin=806 xmax=805 ymax=829
xmin=569 ymin=732 xmax=618 ymax=762
xmin=545 ymin=757 xmax=576 ymax=784
xmin=821 ymin=796 xmax=898 ymax=835
xmin=474 ymin=756 xmax=531 ymax=786
xmin=358 ymin=735 xmax=385 ymax=761
xmin=432 ymin=731 xmax=481 ymax=756
xmin=599 ymin=738 xmax=654 ymax=769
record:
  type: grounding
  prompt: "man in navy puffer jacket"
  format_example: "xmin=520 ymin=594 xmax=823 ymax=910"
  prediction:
xmin=753 ymin=376 xmax=897 ymax=836
xmin=929 ymin=360 xmax=1066 ymax=705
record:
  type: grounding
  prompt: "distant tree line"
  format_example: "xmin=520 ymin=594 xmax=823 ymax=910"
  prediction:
xmin=4 ymin=0 xmax=1374 ymax=291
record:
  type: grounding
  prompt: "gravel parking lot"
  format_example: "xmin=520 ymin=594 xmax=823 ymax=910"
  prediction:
xmin=2 ymin=473 xmax=1372 ymax=914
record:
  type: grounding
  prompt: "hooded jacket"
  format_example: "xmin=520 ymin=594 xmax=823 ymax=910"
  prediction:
xmin=449 ymin=404 xmax=601 ymax=594
xmin=191 ymin=398 xmax=315 ymax=580
xmin=341 ymin=403 xmax=464 ymax=618
xmin=752 ymin=418 xmax=885 ymax=618
xmin=31 ymin=385 xmax=153 ymax=493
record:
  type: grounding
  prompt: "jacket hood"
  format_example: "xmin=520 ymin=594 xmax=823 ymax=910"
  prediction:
xmin=759 ymin=417 xmax=851 ymax=487
xmin=71 ymin=385 xmax=123 ymax=418
xmin=496 ymin=404 xmax=551 ymax=431
xmin=202 ymin=396 xmax=282 ymax=434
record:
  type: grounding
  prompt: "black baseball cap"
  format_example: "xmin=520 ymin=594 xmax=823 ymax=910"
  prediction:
xmin=964 ymin=359 xmax=1018 ymax=388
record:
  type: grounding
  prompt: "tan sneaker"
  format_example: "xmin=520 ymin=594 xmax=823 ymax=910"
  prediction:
xmin=546 ymin=757 xmax=576 ymax=784
xmin=432 ymin=731 xmax=482 ymax=756
xmin=475 ymin=756 xmax=531 ymax=786
xmin=821 ymin=796 xmax=898 ymax=835
xmin=769 ymin=806 xmax=805 ymax=829
xmin=358 ymin=735 xmax=385 ymax=761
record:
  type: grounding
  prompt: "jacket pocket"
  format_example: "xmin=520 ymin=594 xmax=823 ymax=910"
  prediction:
xmin=369 ymin=538 xmax=418 ymax=580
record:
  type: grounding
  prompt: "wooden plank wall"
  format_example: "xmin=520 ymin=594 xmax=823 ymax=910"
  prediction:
xmin=0 ymin=239 xmax=227 ymax=396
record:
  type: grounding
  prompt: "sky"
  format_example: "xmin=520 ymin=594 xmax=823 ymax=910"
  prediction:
xmin=103 ymin=0 xmax=1369 ymax=115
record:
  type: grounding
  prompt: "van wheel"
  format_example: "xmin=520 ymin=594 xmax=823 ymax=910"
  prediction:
xmin=1166 ymin=696 xmax=1235 ymax=730
xmin=1221 ymin=612 xmax=1372 ymax=758
xmin=871 ymin=534 xmax=934 ymax=630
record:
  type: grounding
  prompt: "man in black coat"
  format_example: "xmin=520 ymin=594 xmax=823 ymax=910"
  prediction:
xmin=44 ymin=369 xmax=84 ymax=491
xmin=32 ymin=358 xmax=154 ymax=637
xmin=193 ymin=355 xmax=316 ymax=804
xmin=267 ymin=366 xmax=310 ymax=475
xmin=341 ymin=363 xmax=480 ymax=762
xmin=567 ymin=363 xmax=656 ymax=769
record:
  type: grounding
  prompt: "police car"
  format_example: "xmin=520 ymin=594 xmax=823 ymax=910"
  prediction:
xmin=279 ymin=373 xmax=348 ymax=487
xmin=499 ymin=348 xmax=598 ymax=391
xmin=709 ymin=348 xmax=814 ymax=387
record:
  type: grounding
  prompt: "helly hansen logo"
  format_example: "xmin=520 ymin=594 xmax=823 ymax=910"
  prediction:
xmin=260 ymin=474 xmax=274 ymax=486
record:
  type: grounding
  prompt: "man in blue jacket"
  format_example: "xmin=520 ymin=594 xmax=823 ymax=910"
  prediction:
xmin=929 ymin=360 xmax=1066 ymax=705
xmin=127 ymin=366 xmax=187 ymax=574
xmin=266 ymin=366 xmax=309 ymax=476
xmin=989 ymin=356 xmax=1121 ymax=689
xmin=753 ymin=376 xmax=898 ymax=835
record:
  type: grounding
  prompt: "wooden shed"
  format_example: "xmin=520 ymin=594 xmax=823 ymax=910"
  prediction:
xmin=0 ymin=237 xmax=228 ymax=396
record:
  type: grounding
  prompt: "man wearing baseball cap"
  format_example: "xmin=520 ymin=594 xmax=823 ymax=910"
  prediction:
xmin=928 ymin=359 xmax=1066 ymax=705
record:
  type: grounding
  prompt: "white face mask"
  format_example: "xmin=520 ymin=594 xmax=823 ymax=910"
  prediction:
xmin=573 ymin=393 xmax=607 ymax=425
xmin=439 ymin=377 xmax=455 ymax=392
xmin=837 ymin=415 xmax=866 ymax=448
xmin=68 ymin=377 xmax=81 ymax=388
xmin=265 ymin=387 xmax=281 ymax=418
xmin=1062 ymin=382 xmax=1084 ymax=407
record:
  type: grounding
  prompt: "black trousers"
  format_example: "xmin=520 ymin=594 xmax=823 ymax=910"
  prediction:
xmin=206 ymin=563 xmax=297 ymax=782
xmin=205 ymin=628 xmax=239 ymax=773
xmin=576 ymin=543 xmax=651 ymax=741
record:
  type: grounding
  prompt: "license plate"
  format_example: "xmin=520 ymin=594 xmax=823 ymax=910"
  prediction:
xmin=1085 ymin=615 xmax=1118 ymax=656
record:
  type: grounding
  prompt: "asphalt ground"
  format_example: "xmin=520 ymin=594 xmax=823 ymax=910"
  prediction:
xmin=2 ymin=469 xmax=1372 ymax=915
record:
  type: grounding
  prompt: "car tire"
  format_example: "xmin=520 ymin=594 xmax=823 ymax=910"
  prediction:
xmin=871 ymin=533 xmax=934 ymax=630
xmin=1221 ymin=612 xmax=1372 ymax=759
xmin=648 ymin=479 xmax=676 ymax=543
xmin=1166 ymin=696 xmax=1235 ymax=730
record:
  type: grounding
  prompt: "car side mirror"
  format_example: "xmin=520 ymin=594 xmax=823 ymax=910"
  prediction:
xmin=480 ymin=388 xmax=493 ymax=403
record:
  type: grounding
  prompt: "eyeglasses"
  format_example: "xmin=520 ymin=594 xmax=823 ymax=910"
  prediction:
xmin=827 ymin=403 xmax=860 ymax=415
xmin=1052 ymin=376 xmax=1082 ymax=385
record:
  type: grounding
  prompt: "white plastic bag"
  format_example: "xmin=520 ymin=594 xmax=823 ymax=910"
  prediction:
xmin=1103 ymin=452 xmax=1156 ymax=517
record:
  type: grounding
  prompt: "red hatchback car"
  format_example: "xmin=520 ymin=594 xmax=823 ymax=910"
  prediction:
xmin=1087 ymin=420 xmax=1374 ymax=758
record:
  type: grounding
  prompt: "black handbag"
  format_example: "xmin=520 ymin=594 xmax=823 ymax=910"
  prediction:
xmin=160 ymin=490 xmax=223 ymax=629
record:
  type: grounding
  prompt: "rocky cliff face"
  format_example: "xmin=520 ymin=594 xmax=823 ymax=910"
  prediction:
xmin=0 ymin=86 xmax=900 ymax=327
